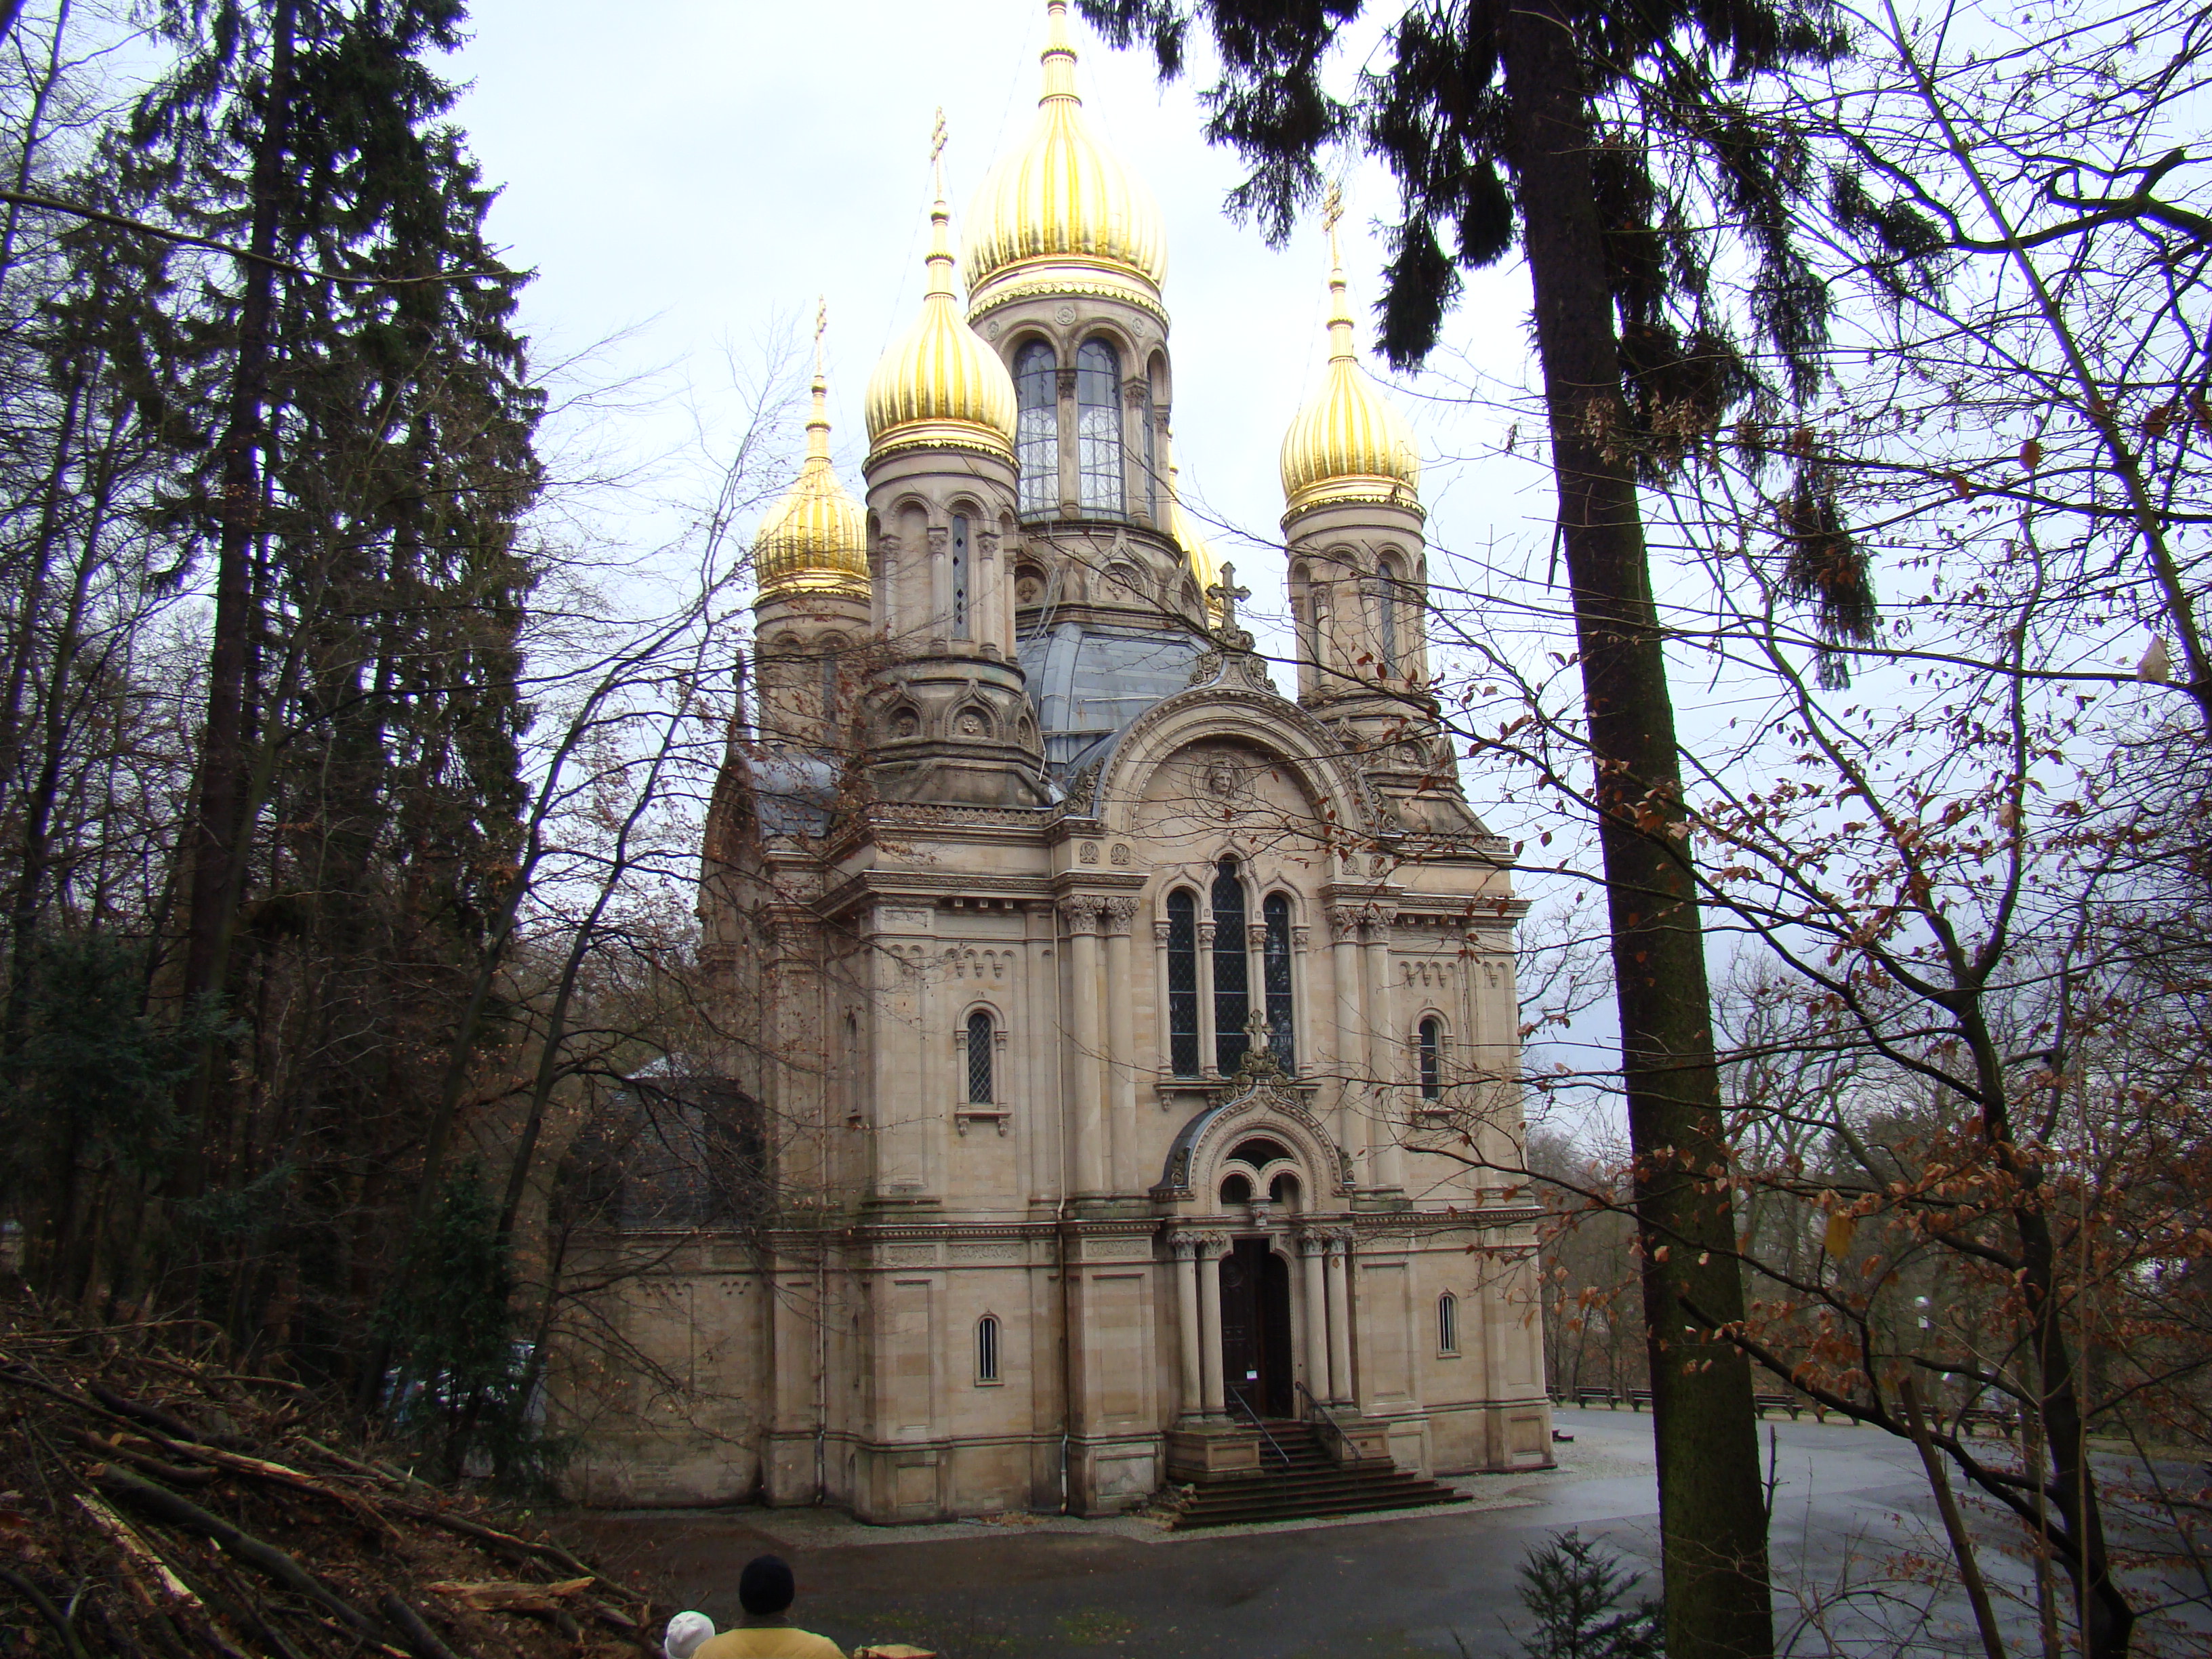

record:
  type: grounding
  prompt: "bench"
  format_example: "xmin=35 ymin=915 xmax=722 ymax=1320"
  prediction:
xmin=1626 ymin=1389 xmax=1654 ymax=1410
xmin=1574 ymin=1387 xmax=1617 ymax=1409
xmin=1753 ymin=1393 xmax=1803 ymax=1420
xmin=1959 ymin=1406 xmax=2020 ymax=1440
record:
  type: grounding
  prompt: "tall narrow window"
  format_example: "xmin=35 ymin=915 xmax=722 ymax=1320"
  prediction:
xmin=976 ymin=1314 xmax=1001 ymax=1383
xmin=1263 ymin=893 xmax=1295 ymax=1075
xmin=950 ymin=514 xmax=970 ymax=638
xmin=1212 ymin=859 xmax=1249 ymax=1075
xmin=1015 ymin=342 xmax=1058 ymax=518
xmin=1142 ymin=378 xmax=1159 ymax=521
xmin=1076 ymin=339 xmax=1123 ymax=516
xmin=1418 ymin=1017 xmax=1443 ymax=1100
xmin=1166 ymin=889 xmax=1200 ymax=1076
xmin=1438 ymin=1292 xmax=1459 ymax=1355
xmin=1376 ymin=560 xmax=1400 ymax=676
xmin=819 ymin=649 xmax=838 ymax=720
xmin=966 ymin=1008 xmax=994 ymax=1104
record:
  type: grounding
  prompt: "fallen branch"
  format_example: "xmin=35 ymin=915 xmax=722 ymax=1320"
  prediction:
xmin=91 ymin=1468 xmax=379 ymax=1637
xmin=379 ymin=1594 xmax=468 ymax=1659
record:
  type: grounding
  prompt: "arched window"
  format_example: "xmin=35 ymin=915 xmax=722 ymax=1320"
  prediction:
xmin=1263 ymin=893 xmax=1295 ymax=1074
xmin=1076 ymin=339 xmax=1122 ymax=516
xmin=1166 ymin=888 xmax=1200 ymax=1076
xmin=950 ymin=514 xmax=970 ymax=638
xmin=1015 ymin=342 xmax=1058 ymax=518
xmin=819 ymin=642 xmax=839 ymax=718
xmin=1212 ymin=859 xmax=1248 ymax=1074
xmin=976 ymin=1313 xmax=1002 ymax=1383
xmin=1141 ymin=376 xmax=1159 ymax=520
xmin=965 ymin=1008 xmax=994 ymax=1105
xmin=1376 ymin=558 xmax=1400 ymax=676
xmin=1437 ymin=1292 xmax=1459 ymax=1355
xmin=1418 ymin=1017 xmax=1443 ymax=1100
xmin=1219 ymin=1172 xmax=1253 ymax=1205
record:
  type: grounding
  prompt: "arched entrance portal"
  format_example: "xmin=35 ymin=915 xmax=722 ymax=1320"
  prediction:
xmin=1219 ymin=1239 xmax=1294 ymax=1417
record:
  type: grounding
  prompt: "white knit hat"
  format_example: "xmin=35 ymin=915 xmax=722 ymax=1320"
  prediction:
xmin=663 ymin=1611 xmax=716 ymax=1659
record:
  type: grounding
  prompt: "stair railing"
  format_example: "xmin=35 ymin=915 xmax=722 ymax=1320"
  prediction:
xmin=1294 ymin=1378 xmax=1359 ymax=1465
xmin=1225 ymin=1383 xmax=1292 ymax=1465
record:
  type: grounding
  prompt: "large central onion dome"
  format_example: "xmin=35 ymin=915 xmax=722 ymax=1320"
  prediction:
xmin=962 ymin=0 xmax=1168 ymax=320
xmin=867 ymin=169 xmax=1019 ymax=460
xmin=756 ymin=334 xmax=867 ymax=597
xmin=1280 ymin=224 xmax=1422 ymax=520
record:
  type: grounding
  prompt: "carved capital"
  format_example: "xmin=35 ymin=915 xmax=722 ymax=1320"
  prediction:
xmin=1168 ymin=1231 xmax=1202 ymax=1260
xmin=1298 ymin=1231 xmax=1332 ymax=1258
xmin=977 ymin=530 xmax=1000 ymax=560
xmin=1122 ymin=377 xmax=1150 ymax=407
xmin=1055 ymin=367 xmax=1080 ymax=399
xmin=926 ymin=525 xmax=949 ymax=556
xmin=1197 ymin=921 xmax=1217 ymax=947
xmin=1152 ymin=918 xmax=1172 ymax=947
xmin=1059 ymin=895 xmax=1104 ymax=933
xmin=1103 ymin=897 xmax=1139 ymax=934
xmin=1195 ymin=1230 xmax=1231 ymax=1256
xmin=1327 ymin=908 xmax=1361 ymax=945
xmin=1292 ymin=926 xmax=1311 ymax=953
xmin=1246 ymin=922 xmax=1269 ymax=951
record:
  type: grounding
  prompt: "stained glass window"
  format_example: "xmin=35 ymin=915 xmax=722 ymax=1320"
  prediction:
xmin=1166 ymin=889 xmax=1200 ymax=1076
xmin=1212 ymin=859 xmax=1248 ymax=1075
xmin=1015 ymin=342 xmax=1057 ymax=518
xmin=1263 ymin=892 xmax=1295 ymax=1075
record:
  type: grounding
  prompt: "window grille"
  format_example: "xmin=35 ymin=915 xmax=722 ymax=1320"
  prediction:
xmin=1211 ymin=859 xmax=1248 ymax=1075
xmin=950 ymin=514 xmax=969 ymax=637
xmin=1166 ymin=889 xmax=1200 ymax=1076
xmin=966 ymin=1009 xmax=994 ymax=1105
xmin=1438 ymin=1292 xmax=1459 ymax=1355
xmin=1263 ymin=893 xmax=1296 ymax=1074
xmin=1418 ymin=1017 xmax=1443 ymax=1100
xmin=977 ymin=1314 xmax=1001 ymax=1383
xmin=1015 ymin=342 xmax=1058 ymax=518
xmin=1076 ymin=339 xmax=1123 ymax=516
xmin=1377 ymin=561 xmax=1399 ymax=675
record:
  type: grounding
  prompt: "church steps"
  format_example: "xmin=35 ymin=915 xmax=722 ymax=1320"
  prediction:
xmin=1163 ymin=1422 xmax=1470 ymax=1530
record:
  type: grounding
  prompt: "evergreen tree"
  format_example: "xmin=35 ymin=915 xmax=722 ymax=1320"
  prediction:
xmin=1515 ymin=1531 xmax=1665 ymax=1659
xmin=117 ymin=0 xmax=539 ymax=1368
xmin=1080 ymin=2 xmax=1869 ymax=1652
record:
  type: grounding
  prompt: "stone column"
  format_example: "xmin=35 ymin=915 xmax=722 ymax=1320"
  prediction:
xmin=1328 ymin=908 xmax=1367 ymax=1177
xmin=1326 ymin=1232 xmax=1355 ymax=1405
xmin=1171 ymin=1233 xmax=1204 ymax=1418
xmin=1063 ymin=898 xmax=1106 ymax=1197
xmin=1246 ymin=920 xmax=1270 ymax=1066
xmin=1300 ymin=1233 xmax=1330 ymax=1407
xmin=926 ymin=524 xmax=949 ymax=642
xmin=1364 ymin=909 xmax=1404 ymax=1190
xmin=1197 ymin=1232 xmax=1228 ymax=1416
xmin=977 ymin=526 xmax=1002 ymax=654
xmin=1055 ymin=366 xmax=1080 ymax=514
xmin=1103 ymin=899 xmax=1138 ymax=1192
xmin=1196 ymin=917 xmax=1219 ymax=1078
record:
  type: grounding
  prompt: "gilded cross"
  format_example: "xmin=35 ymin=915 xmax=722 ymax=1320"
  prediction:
xmin=930 ymin=107 xmax=948 ymax=198
xmin=1208 ymin=560 xmax=1251 ymax=632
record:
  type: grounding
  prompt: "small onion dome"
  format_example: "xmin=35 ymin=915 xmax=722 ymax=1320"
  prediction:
xmin=756 ymin=348 xmax=868 ymax=598
xmin=1168 ymin=467 xmax=1223 ymax=619
xmin=962 ymin=0 xmax=1168 ymax=321
xmin=1279 ymin=231 xmax=1422 ymax=520
xmin=866 ymin=177 xmax=1018 ymax=460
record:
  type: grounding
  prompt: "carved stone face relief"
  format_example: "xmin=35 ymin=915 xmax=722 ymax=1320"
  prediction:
xmin=1185 ymin=745 xmax=1259 ymax=817
xmin=891 ymin=709 xmax=921 ymax=739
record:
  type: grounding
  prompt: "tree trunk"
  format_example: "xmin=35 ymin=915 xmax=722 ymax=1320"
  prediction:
xmin=1500 ymin=4 xmax=1773 ymax=1654
xmin=176 ymin=0 xmax=297 ymax=1200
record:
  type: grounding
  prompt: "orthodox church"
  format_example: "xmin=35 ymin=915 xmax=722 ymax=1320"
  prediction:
xmin=559 ymin=0 xmax=1551 ymax=1517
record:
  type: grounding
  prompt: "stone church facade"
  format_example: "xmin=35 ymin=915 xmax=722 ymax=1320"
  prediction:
xmin=554 ymin=1 xmax=1551 ymax=1518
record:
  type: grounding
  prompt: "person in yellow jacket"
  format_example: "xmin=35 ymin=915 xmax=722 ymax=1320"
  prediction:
xmin=692 ymin=1556 xmax=842 ymax=1659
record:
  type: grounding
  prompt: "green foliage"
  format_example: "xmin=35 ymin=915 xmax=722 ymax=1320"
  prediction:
xmin=3 ymin=932 xmax=211 ymax=1181
xmin=373 ymin=1166 xmax=552 ymax=1485
xmin=1515 ymin=1531 xmax=1665 ymax=1659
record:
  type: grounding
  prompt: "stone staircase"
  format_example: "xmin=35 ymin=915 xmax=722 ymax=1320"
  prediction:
xmin=1163 ymin=1420 xmax=1469 ymax=1530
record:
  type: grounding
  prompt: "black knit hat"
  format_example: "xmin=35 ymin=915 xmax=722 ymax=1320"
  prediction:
xmin=738 ymin=1555 xmax=796 ymax=1618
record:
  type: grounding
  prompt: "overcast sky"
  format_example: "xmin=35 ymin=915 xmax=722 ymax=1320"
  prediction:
xmin=447 ymin=0 xmax=1551 ymax=632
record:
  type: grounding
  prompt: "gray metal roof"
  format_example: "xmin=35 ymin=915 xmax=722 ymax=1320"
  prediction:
xmin=1020 ymin=621 xmax=1205 ymax=777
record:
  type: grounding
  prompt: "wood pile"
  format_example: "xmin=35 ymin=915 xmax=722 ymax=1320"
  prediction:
xmin=0 ymin=1296 xmax=661 ymax=1658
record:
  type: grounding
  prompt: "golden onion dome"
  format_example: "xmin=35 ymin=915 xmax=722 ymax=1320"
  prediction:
xmin=962 ymin=0 xmax=1169 ymax=320
xmin=756 ymin=320 xmax=869 ymax=598
xmin=1279 ymin=207 xmax=1422 ymax=520
xmin=866 ymin=144 xmax=1019 ymax=460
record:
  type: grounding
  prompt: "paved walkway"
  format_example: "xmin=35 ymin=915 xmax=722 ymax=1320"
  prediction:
xmin=548 ymin=1409 xmax=2090 ymax=1657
